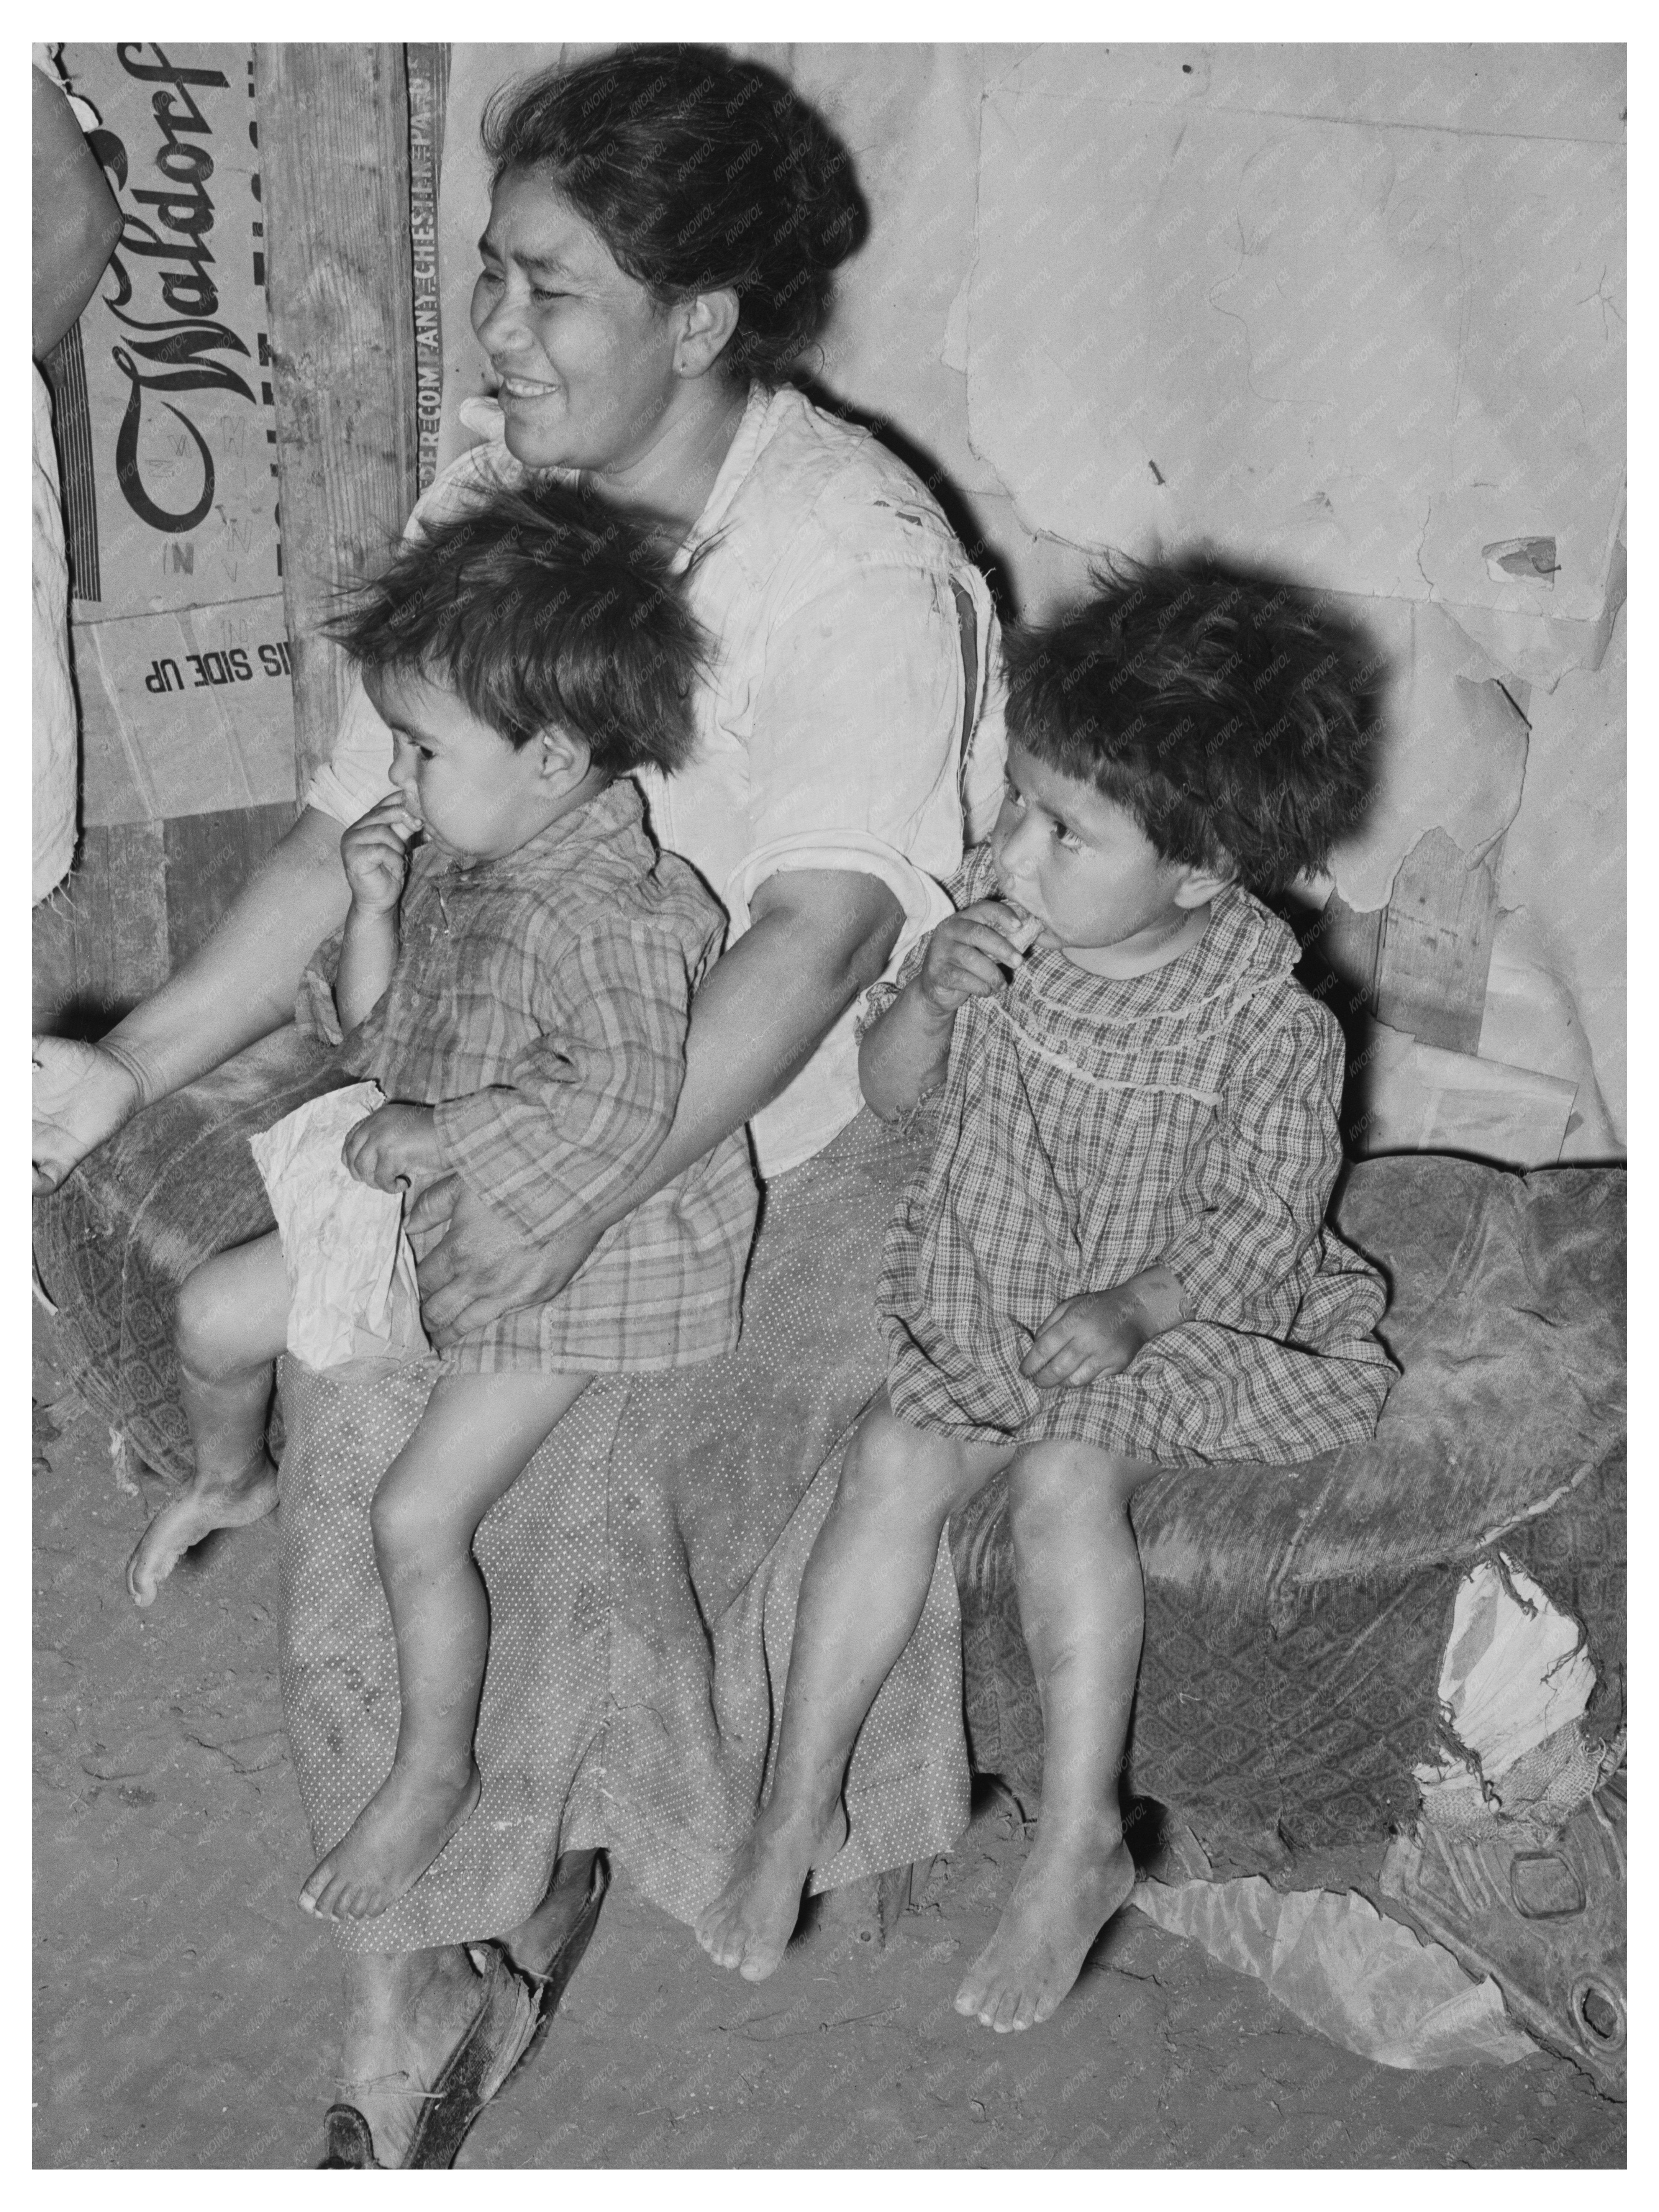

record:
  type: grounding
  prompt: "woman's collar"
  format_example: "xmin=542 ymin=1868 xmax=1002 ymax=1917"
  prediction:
xmin=682 ymin=381 xmax=769 ymax=551
xmin=453 ymin=382 xmax=766 ymax=555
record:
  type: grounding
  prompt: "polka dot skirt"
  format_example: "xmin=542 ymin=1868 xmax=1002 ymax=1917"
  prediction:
xmin=277 ymin=1110 xmax=971 ymax=1954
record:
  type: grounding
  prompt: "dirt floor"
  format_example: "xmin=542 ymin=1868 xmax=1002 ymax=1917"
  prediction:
xmin=32 ymin=1317 xmax=1626 ymax=2171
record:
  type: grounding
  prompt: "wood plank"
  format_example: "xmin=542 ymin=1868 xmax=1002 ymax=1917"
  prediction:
xmin=34 ymin=805 xmax=298 ymax=1033
xmin=1292 ymin=890 xmax=1384 ymax=1022
xmin=163 ymin=802 xmax=299 ymax=972
xmin=1375 ymin=826 xmax=1505 ymax=1056
xmin=255 ymin=44 xmax=419 ymax=790
xmin=32 ymin=822 xmax=171 ymax=1034
xmin=84 ymin=822 xmax=172 ymax=1015
xmin=407 ymin=44 xmax=451 ymax=496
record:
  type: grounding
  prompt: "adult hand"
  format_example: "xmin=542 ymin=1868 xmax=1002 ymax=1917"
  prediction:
xmin=406 ymin=1174 xmax=604 ymax=1346
xmin=32 ymin=1036 xmax=143 ymax=1193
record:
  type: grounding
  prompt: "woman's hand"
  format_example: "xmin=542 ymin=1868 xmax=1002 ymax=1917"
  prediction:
xmin=1020 ymin=1267 xmax=1189 ymax=1390
xmin=916 ymin=900 xmax=1049 ymax=1016
xmin=340 ymin=794 xmax=419 ymax=918
xmin=31 ymin=1036 xmax=145 ymax=1193
xmin=343 ymin=1100 xmax=444 ymax=1191
xmin=406 ymin=1175 xmax=604 ymax=1344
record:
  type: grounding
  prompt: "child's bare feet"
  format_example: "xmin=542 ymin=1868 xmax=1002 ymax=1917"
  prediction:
xmin=695 ymin=1802 xmax=849 ymax=1981
xmin=300 ymin=1759 xmax=481 ymax=1922
xmin=126 ymin=1451 xmax=279 ymax=1608
xmin=954 ymin=1825 xmax=1135 ymax=2032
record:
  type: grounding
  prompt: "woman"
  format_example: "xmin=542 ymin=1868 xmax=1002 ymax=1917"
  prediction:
xmin=33 ymin=46 xmax=1005 ymax=2167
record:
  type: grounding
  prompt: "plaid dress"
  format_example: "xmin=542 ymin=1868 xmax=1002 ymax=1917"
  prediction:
xmin=870 ymin=848 xmax=1395 ymax=1464
xmin=300 ymin=779 xmax=757 ymax=1376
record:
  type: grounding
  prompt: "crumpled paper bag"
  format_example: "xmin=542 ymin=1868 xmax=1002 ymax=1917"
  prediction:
xmin=249 ymin=1082 xmax=431 ymax=1374
xmin=1131 ymin=1873 xmax=1538 ymax=2069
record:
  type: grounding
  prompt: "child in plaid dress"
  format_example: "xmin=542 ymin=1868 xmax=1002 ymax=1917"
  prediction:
xmin=162 ymin=485 xmax=756 ymax=1923
xmin=699 ymin=558 xmax=1395 ymax=2030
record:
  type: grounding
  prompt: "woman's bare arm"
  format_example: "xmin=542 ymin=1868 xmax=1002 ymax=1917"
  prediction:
xmin=32 ymin=808 xmax=350 ymax=1190
xmin=408 ymin=867 xmax=904 ymax=1341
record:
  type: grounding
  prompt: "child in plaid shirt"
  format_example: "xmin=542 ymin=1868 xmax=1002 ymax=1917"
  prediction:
xmin=699 ymin=558 xmax=1395 ymax=2029
xmin=159 ymin=485 xmax=756 ymax=1923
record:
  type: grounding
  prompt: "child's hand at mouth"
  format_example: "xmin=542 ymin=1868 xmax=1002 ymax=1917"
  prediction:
xmin=916 ymin=900 xmax=1057 ymax=1015
xmin=341 ymin=793 xmax=422 ymax=917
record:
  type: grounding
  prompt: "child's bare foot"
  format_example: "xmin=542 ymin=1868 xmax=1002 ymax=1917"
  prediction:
xmin=126 ymin=1451 xmax=279 ymax=1608
xmin=954 ymin=1827 xmax=1135 ymax=2033
xmin=695 ymin=1802 xmax=849 ymax=1981
xmin=300 ymin=1760 xmax=482 ymax=1923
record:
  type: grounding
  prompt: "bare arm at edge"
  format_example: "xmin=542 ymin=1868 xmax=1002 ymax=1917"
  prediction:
xmin=32 ymin=807 xmax=350 ymax=1190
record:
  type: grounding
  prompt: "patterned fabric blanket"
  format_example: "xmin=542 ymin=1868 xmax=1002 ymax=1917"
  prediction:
xmin=952 ymin=1158 xmax=1627 ymax=1874
xmin=35 ymin=1037 xmax=1625 ymax=1887
xmin=34 ymin=1025 xmax=346 ymax=1480
xmin=35 ymin=1035 xmax=967 ymax=1934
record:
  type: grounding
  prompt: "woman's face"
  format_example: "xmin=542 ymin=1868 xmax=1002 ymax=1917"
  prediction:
xmin=471 ymin=171 xmax=685 ymax=480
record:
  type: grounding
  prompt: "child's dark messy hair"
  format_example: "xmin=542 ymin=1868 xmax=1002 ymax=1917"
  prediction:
xmin=328 ymin=481 xmax=707 ymax=777
xmin=1004 ymin=555 xmax=1382 ymax=895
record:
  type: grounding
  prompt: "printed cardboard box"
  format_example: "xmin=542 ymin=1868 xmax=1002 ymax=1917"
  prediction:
xmin=46 ymin=41 xmax=297 ymax=825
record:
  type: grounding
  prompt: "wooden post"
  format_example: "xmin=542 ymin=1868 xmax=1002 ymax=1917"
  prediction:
xmin=33 ymin=804 xmax=294 ymax=1035
xmin=1374 ymin=827 xmax=1506 ymax=1057
xmin=255 ymin=44 xmax=419 ymax=790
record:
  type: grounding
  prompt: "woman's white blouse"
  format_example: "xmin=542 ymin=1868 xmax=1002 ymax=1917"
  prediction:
xmin=307 ymin=382 xmax=1007 ymax=1174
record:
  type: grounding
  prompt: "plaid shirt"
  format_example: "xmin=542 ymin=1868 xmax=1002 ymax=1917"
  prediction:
xmin=866 ymin=847 xmax=1395 ymax=1464
xmin=299 ymin=779 xmax=757 ymax=1375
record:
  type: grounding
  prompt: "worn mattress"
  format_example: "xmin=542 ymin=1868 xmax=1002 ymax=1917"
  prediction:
xmin=35 ymin=1035 xmax=1625 ymax=1883
xmin=952 ymin=1157 xmax=1627 ymax=1874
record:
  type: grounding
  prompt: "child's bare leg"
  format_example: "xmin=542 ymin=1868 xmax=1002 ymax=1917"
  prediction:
xmin=697 ymin=1391 xmax=1012 ymax=1981
xmin=301 ymin=1368 xmax=589 ymax=1923
xmin=956 ymin=1441 xmax=1161 ymax=2032
xmin=128 ymin=1233 xmax=290 ymax=1607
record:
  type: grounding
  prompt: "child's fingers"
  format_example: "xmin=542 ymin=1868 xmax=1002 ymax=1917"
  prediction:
xmin=930 ymin=948 xmax=1015 ymax=1000
xmin=355 ymin=792 xmax=420 ymax=837
xmin=348 ymin=1145 xmax=402 ymax=1192
xmin=1022 ymin=1338 xmax=1088 ymax=1388
xmin=941 ymin=912 xmax=1033 ymax=964
xmin=926 ymin=917 xmax=1033 ymax=998
xmin=1055 ymin=1351 xmax=1110 ymax=1389
xmin=343 ymin=824 xmax=412 ymax=870
xmin=960 ymin=899 xmax=1055 ymax=955
xmin=1019 ymin=1312 xmax=1086 ymax=1384
xmin=340 ymin=1111 xmax=383 ymax=1175
xmin=1020 ymin=1299 xmax=1134 ymax=1386
xmin=1023 ymin=1301 xmax=1082 ymax=1362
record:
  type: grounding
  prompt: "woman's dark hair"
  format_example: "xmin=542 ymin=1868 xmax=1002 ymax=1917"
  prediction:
xmin=1005 ymin=556 xmax=1384 ymax=895
xmin=327 ymin=482 xmax=707 ymax=779
xmin=482 ymin=43 xmax=868 ymax=379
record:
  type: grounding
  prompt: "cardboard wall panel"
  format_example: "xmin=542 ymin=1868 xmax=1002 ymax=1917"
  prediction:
xmin=49 ymin=42 xmax=297 ymax=827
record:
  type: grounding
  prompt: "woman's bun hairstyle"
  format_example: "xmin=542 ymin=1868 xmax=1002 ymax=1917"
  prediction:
xmin=482 ymin=43 xmax=868 ymax=379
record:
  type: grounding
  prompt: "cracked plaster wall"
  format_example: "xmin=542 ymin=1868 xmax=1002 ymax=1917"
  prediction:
xmin=436 ymin=43 xmax=1625 ymax=1143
